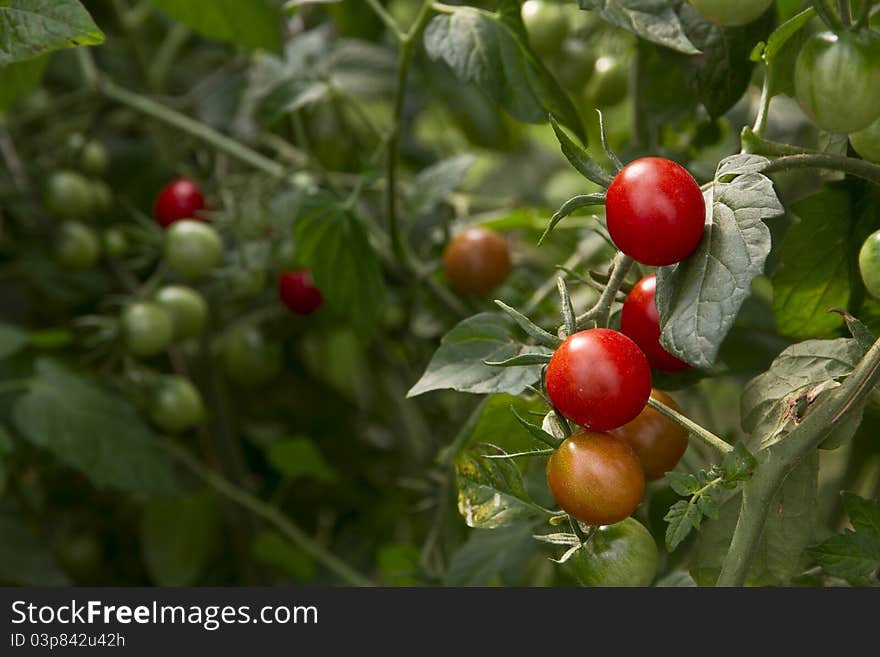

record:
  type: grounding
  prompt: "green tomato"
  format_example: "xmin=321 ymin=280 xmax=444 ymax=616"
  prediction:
xmin=859 ymin=229 xmax=880 ymax=298
xmin=522 ymin=0 xmax=568 ymax=57
xmin=565 ymin=518 xmax=658 ymax=587
xmin=55 ymin=221 xmax=100 ymax=269
xmin=556 ymin=38 xmax=597 ymax=91
xmin=121 ymin=302 xmax=174 ymax=357
xmin=221 ymin=325 xmax=282 ymax=387
xmin=850 ymin=117 xmax=880 ymax=163
xmin=164 ymin=220 xmax=223 ymax=280
xmin=45 ymin=170 xmax=93 ymax=220
xmin=80 ymin=140 xmax=108 ymax=177
xmin=89 ymin=180 xmax=113 ymax=214
xmin=57 ymin=533 xmax=103 ymax=578
xmin=101 ymin=226 xmax=128 ymax=259
xmin=688 ymin=0 xmax=773 ymax=27
xmin=587 ymin=55 xmax=629 ymax=108
xmin=149 ymin=376 xmax=205 ymax=433
xmin=155 ymin=285 xmax=208 ymax=340
xmin=795 ymin=30 xmax=880 ymax=134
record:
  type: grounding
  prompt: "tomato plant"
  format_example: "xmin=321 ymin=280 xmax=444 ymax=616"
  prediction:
xmin=620 ymin=274 xmax=691 ymax=372
xmin=154 ymin=177 xmax=207 ymax=228
xmin=278 ymin=269 xmax=324 ymax=315
xmin=164 ymin=220 xmax=223 ymax=280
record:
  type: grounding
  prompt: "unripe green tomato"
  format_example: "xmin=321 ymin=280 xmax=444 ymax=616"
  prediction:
xmin=121 ymin=302 xmax=174 ymax=357
xmin=850 ymin=117 xmax=880 ymax=163
xmin=587 ymin=55 xmax=629 ymax=107
xmin=101 ymin=226 xmax=128 ymax=259
xmin=688 ymin=0 xmax=773 ymax=27
xmin=57 ymin=533 xmax=103 ymax=578
xmin=565 ymin=518 xmax=658 ymax=587
xmin=164 ymin=220 xmax=223 ymax=279
xmin=794 ymin=31 xmax=880 ymax=134
xmin=522 ymin=0 xmax=568 ymax=57
xmin=154 ymin=285 xmax=208 ymax=340
xmin=55 ymin=221 xmax=100 ymax=269
xmin=45 ymin=170 xmax=93 ymax=220
xmin=221 ymin=325 xmax=282 ymax=387
xmin=149 ymin=376 xmax=205 ymax=433
xmin=556 ymin=38 xmax=597 ymax=91
xmin=859 ymin=229 xmax=880 ymax=298
xmin=89 ymin=180 xmax=113 ymax=214
xmin=80 ymin=140 xmax=108 ymax=177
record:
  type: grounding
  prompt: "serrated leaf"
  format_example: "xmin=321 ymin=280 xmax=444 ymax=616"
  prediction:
xmin=843 ymin=492 xmax=880 ymax=536
xmin=807 ymin=531 xmax=880 ymax=581
xmin=664 ymin=499 xmax=702 ymax=551
xmin=656 ymin=154 xmax=784 ymax=369
xmin=408 ymin=313 xmax=551 ymax=397
xmin=0 ymin=322 xmax=29 ymax=359
xmin=577 ymin=0 xmax=699 ymax=54
xmin=455 ymin=447 xmax=552 ymax=529
xmin=697 ymin=492 xmax=720 ymax=520
xmin=666 ymin=471 xmax=700 ymax=496
xmin=12 ymin=359 xmax=176 ymax=495
xmin=148 ymin=0 xmax=281 ymax=52
xmin=720 ymin=443 xmax=757 ymax=483
xmin=0 ymin=0 xmax=104 ymax=66
xmin=0 ymin=503 xmax=69 ymax=585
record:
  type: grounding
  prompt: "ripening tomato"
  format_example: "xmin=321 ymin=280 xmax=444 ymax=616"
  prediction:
xmin=121 ymin=302 xmax=174 ymax=357
xmin=605 ymin=157 xmax=706 ymax=266
xmin=610 ymin=389 xmax=689 ymax=480
xmin=149 ymin=376 xmax=205 ymax=433
xmin=443 ymin=227 xmax=511 ymax=295
xmin=546 ymin=328 xmax=652 ymax=431
xmin=566 ymin=518 xmax=658 ymax=587
xmin=546 ymin=431 xmax=645 ymax=526
xmin=153 ymin=177 xmax=207 ymax=228
xmin=688 ymin=0 xmax=773 ymax=27
xmin=278 ymin=269 xmax=324 ymax=315
xmin=164 ymin=220 xmax=223 ymax=280
xmin=620 ymin=273 xmax=691 ymax=372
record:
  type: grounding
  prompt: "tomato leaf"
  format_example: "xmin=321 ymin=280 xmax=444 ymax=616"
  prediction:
xmin=148 ymin=0 xmax=282 ymax=52
xmin=664 ymin=499 xmax=703 ymax=551
xmin=0 ymin=54 xmax=48 ymax=111
xmin=0 ymin=0 xmax=103 ymax=66
xmin=445 ymin=523 xmax=539 ymax=585
xmin=576 ymin=0 xmax=700 ymax=55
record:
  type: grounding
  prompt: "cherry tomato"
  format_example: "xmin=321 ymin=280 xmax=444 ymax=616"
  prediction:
xmin=221 ymin=325 xmax=283 ymax=387
xmin=164 ymin=220 xmax=223 ymax=280
xmin=153 ymin=177 xmax=207 ymax=228
xmin=546 ymin=328 xmax=652 ymax=431
xmin=155 ymin=285 xmax=208 ymax=340
xmin=55 ymin=221 xmax=100 ymax=270
xmin=794 ymin=31 xmax=880 ymax=135
xmin=45 ymin=170 xmax=93 ymax=220
xmin=101 ymin=226 xmax=129 ymax=260
xmin=859 ymin=229 xmax=880 ymax=298
xmin=620 ymin=273 xmax=691 ymax=372
xmin=605 ymin=157 xmax=706 ymax=266
xmin=443 ymin=226 xmax=511 ymax=295
xmin=149 ymin=376 xmax=205 ymax=433
xmin=278 ymin=269 xmax=324 ymax=315
xmin=687 ymin=0 xmax=773 ymax=27
xmin=588 ymin=55 xmax=628 ymax=107
xmin=546 ymin=430 xmax=645 ymax=525
xmin=566 ymin=518 xmax=658 ymax=587
xmin=80 ymin=140 xmax=107 ymax=177
xmin=121 ymin=302 xmax=174 ymax=357
xmin=850 ymin=117 xmax=880 ymax=164
xmin=522 ymin=0 xmax=568 ymax=57
xmin=610 ymin=389 xmax=689 ymax=480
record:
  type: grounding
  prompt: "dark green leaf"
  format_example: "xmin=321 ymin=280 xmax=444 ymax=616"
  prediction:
xmin=666 ymin=471 xmax=700 ymax=497
xmin=807 ymin=531 xmax=880 ymax=581
xmin=148 ymin=0 xmax=281 ymax=52
xmin=445 ymin=523 xmax=538 ymax=586
xmin=0 ymin=54 xmax=48 ymax=111
xmin=0 ymin=0 xmax=103 ymax=65
xmin=494 ymin=300 xmax=562 ymax=348
xmin=539 ymin=193 xmax=605 ymax=245
xmin=266 ymin=437 xmax=338 ymax=484
xmin=843 ymin=492 xmax=880 ymax=536
xmin=549 ymin=116 xmax=613 ymax=187
xmin=720 ymin=443 xmax=757 ymax=484
xmin=664 ymin=499 xmax=702 ymax=551
xmin=509 ymin=405 xmax=560 ymax=449
xmin=577 ymin=0 xmax=699 ymax=54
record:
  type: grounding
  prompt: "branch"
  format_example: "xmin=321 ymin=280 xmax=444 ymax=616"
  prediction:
xmin=574 ymin=251 xmax=633 ymax=328
xmin=647 ymin=397 xmax=733 ymax=456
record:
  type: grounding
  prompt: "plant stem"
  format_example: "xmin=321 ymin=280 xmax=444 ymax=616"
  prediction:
xmin=646 ymin=397 xmax=733 ymax=456
xmin=751 ymin=65 xmax=773 ymax=137
xmin=813 ymin=0 xmax=843 ymax=30
xmin=717 ymin=332 xmax=880 ymax=586
xmin=837 ymin=0 xmax=852 ymax=27
xmin=165 ymin=442 xmax=375 ymax=587
xmin=574 ymin=252 xmax=633 ymax=328
xmin=365 ymin=0 xmax=405 ymax=40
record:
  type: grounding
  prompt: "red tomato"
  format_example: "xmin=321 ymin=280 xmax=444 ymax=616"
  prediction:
xmin=154 ymin=177 xmax=207 ymax=228
xmin=620 ymin=274 xmax=691 ymax=372
xmin=443 ymin=226 xmax=511 ymax=295
xmin=278 ymin=269 xmax=323 ymax=315
xmin=605 ymin=157 xmax=706 ymax=266
xmin=546 ymin=328 xmax=652 ymax=431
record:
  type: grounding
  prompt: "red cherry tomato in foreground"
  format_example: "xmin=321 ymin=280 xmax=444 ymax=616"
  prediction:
xmin=546 ymin=431 xmax=645 ymax=526
xmin=154 ymin=177 xmax=206 ymax=228
xmin=610 ymin=389 xmax=689 ymax=481
xmin=605 ymin=157 xmax=706 ymax=266
xmin=278 ymin=269 xmax=323 ymax=315
xmin=620 ymin=274 xmax=691 ymax=372
xmin=546 ymin=328 xmax=652 ymax=431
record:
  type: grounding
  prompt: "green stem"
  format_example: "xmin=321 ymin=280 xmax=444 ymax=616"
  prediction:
xmin=165 ymin=442 xmax=374 ymax=587
xmin=647 ymin=397 xmax=733 ymax=456
xmin=837 ymin=0 xmax=853 ymax=27
xmin=150 ymin=23 xmax=190 ymax=90
xmin=573 ymin=252 xmax=633 ymax=328
xmin=752 ymin=65 xmax=773 ymax=137
xmin=365 ymin=0 xmax=405 ymax=40
xmin=813 ymin=0 xmax=843 ymax=29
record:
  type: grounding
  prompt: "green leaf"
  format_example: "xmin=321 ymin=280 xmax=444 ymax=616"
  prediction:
xmin=664 ymin=499 xmax=702 ymax=551
xmin=494 ymin=300 xmax=561 ymax=348
xmin=807 ymin=531 xmax=880 ymax=581
xmin=772 ymin=189 xmax=851 ymax=340
xmin=0 ymin=0 xmax=103 ymax=66
xmin=148 ymin=0 xmax=281 ymax=52
xmin=549 ymin=117 xmax=613 ymax=187
xmin=445 ymin=523 xmax=539 ymax=586
xmin=763 ymin=7 xmax=816 ymax=62
xmin=741 ymin=338 xmax=865 ymax=449
xmin=656 ymin=154 xmax=784 ymax=369
xmin=408 ymin=313 xmax=551 ymax=397
xmin=0 ymin=54 xmax=48 ymax=111
xmin=405 ymin=154 xmax=476 ymax=219
xmin=377 ymin=544 xmax=421 ymax=586
xmin=455 ymin=446 xmax=553 ymax=529
xmin=251 ymin=530 xmax=315 ymax=581
xmin=720 ymin=443 xmax=757 ymax=484
xmin=266 ymin=437 xmax=338 ymax=484
xmin=539 ymin=193 xmax=606 ymax=245
xmin=295 ymin=204 xmax=385 ymax=334
xmin=12 ymin=359 xmax=176 ymax=495
xmin=423 ymin=7 xmax=584 ymax=142
xmin=666 ymin=471 xmax=700 ymax=497
xmin=509 ymin=406 xmax=561 ymax=449
xmin=577 ymin=0 xmax=699 ymax=54
xmin=843 ymin=492 xmax=880 ymax=536
xmin=0 ymin=503 xmax=69 ymax=585
xmin=0 ymin=321 xmax=29 ymax=359
xmin=140 ymin=491 xmax=222 ymax=586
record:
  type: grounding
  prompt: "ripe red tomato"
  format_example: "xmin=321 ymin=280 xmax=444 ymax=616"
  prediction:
xmin=546 ymin=431 xmax=645 ymax=526
xmin=278 ymin=269 xmax=323 ymax=315
xmin=443 ymin=226 xmax=511 ymax=295
xmin=154 ymin=177 xmax=207 ymax=228
xmin=605 ymin=157 xmax=706 ymax=266
xmin=610 ymin=389 xmax=689 ymax=481
xmin=620 ymin=273 xmax=691 ymax=372
xmin=546 ymin=328 xmax=652 ymax=431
